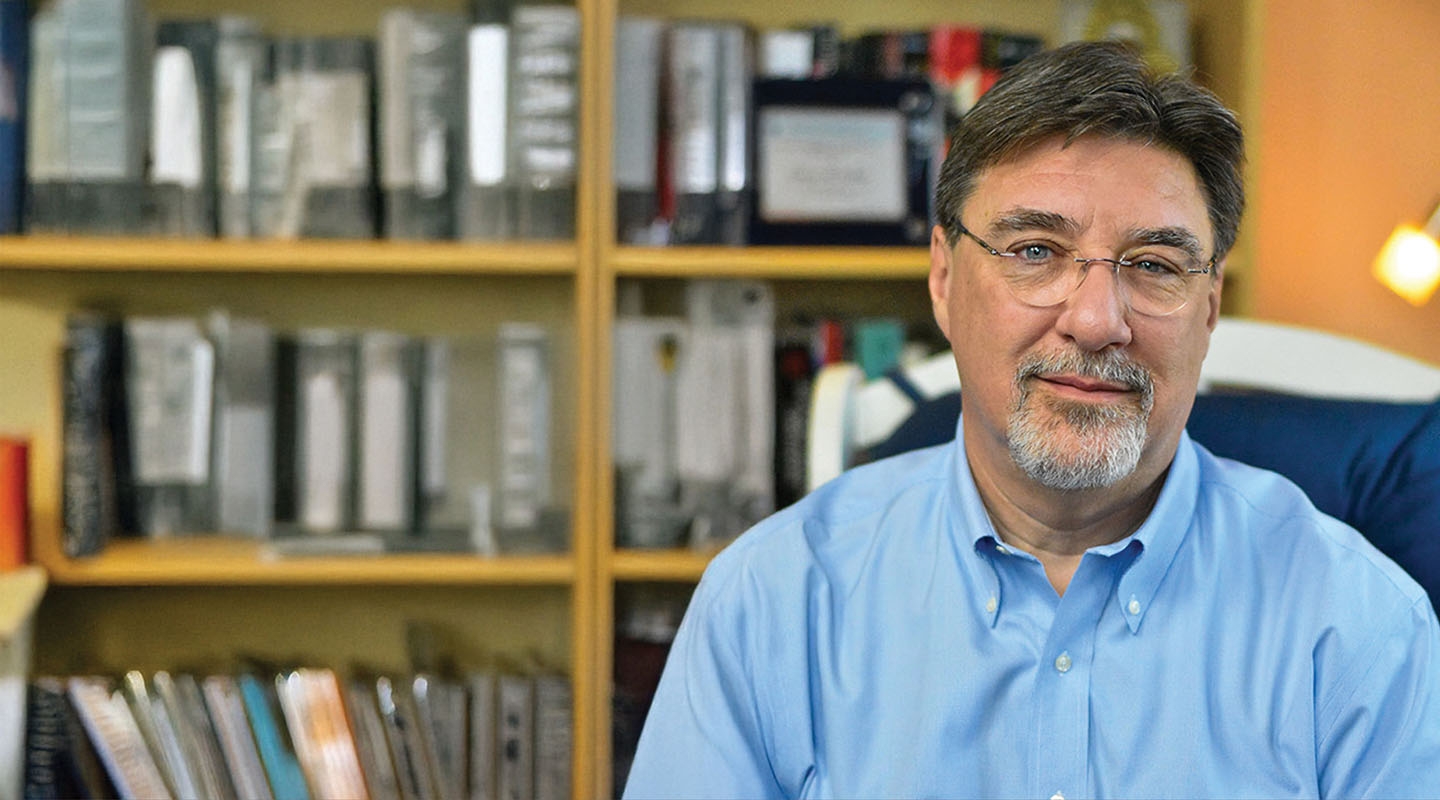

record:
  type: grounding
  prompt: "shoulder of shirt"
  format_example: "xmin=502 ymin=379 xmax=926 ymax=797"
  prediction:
xmin=1188 ymin=439 xmax=1429 ymax=609
xmin=698 ymin=443 xmax=954 ymax=594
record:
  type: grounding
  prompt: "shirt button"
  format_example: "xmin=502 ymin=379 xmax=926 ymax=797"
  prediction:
xmin=1128 ymin=599 xmax=1142 ymax=615
xmin=1054 ymin=652 xmax=1072 ymax=673
xmin=985 ymin=596 xmax=997 ymax=613
xmin=1051 ymin=793 xmax=1066 ymax=800
xmin=995 ymin=544 xmax=1009 ymax=555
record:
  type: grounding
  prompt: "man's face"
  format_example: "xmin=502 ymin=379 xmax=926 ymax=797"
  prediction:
xmin=928 ymin=134 xmax=1222 ymax=494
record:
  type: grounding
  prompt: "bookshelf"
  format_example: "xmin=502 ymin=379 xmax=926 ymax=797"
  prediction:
xmin=0 ymin=0 xmax=1261 ymax=798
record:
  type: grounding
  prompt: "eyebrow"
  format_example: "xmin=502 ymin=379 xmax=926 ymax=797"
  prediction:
xmin=1128 ymin=226 xmax=1205 ymax=260
xmin=987 ymin=209 xmax=1207 ymax=260
xmin=987 ymin=208 xmax=1081 ymax=238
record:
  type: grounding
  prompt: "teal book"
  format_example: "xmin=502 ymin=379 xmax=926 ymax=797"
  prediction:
xmin=237 ymin=673 xmax=311 ymax=800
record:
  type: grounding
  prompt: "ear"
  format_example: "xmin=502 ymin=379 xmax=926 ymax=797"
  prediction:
xmin=1204 ymin=259 xmax=1225 ymax=332
xmin=929 ymin=225 xmax=955 ymax=341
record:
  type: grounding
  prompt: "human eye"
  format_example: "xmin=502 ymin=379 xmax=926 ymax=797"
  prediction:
xmin=1127 ymin=252 xmax=1187 ymax=277
xmin=1006 ymin=241 xmax=1061 ymax=265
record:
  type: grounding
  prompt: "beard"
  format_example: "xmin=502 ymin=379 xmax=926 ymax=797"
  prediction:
xmin=1007 ymin=349 xmax=1155 ymax=491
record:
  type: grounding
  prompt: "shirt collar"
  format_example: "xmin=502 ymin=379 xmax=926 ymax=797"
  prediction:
xmin=946 ymin=413 xmax=1200 ymax=633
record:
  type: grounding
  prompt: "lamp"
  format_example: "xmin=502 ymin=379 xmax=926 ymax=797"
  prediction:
xmin=1373 ymin=202 xmax=1440 ymax=306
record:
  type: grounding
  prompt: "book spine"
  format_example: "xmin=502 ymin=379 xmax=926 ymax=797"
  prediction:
xmin=664 ymin=24 xmax=721 ymax=244
xmin=215 ymin=16 xmax=265 ymax=238
xmin=457 ymin=23 xmax=512 ymax=240
xmin=62 ymin=316 xmax=122 ymax=558
xmin=495 ymin=324 xmax=553 ymax=549
xmin=531 ymin=675 xmax=571 ymax=800
xmin=714 ymin=24 xmax=752 ymax=246
xmin=0 ymin=437 xmax=26 ymax=568
xmin=357 ymin=331 xmax=418 ymax=531
xmin=0 ymin=0 xmax=24 ymax=233
xmin=612 ymin=17 xmax=663 ymax=244
xmin=150 ymin=19 xmax=220 ymax=237
xmin=66 ymin=676 xmax=174 ymax=800
xmin=237 ymin=672 xmax=312 ymax=800
xmin=508 ymin=5 xmax=579 ymax=241
xmin=201 ymin=675 xmax=276 ymax=800
xmin=379 ymin=10 xmax=466 ymax=240
xmin=494 ymin=675 xmax=531 ymax=800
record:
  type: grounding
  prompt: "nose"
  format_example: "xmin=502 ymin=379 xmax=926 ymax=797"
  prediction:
xmin=1054 ymin=260 xmax=1133 ymax=351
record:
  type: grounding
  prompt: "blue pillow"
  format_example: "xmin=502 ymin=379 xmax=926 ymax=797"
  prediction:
xmin=867 ymin=390 xmax=1440 ymax=601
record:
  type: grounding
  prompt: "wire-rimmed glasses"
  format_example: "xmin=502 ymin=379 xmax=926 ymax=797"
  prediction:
xmin=956 ymin=222 xmax=1216 ymax=317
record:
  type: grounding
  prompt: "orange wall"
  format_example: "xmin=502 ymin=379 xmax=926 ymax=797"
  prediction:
xmin=1253 ymin=0 xmax=1440 ymax=364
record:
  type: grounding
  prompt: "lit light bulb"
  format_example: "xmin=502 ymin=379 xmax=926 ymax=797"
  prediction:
xmin=1373 ymin=223 xmax=1440 ymax=306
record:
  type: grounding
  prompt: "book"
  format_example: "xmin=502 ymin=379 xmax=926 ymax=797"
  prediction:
xmin=610 ymin=314 xmax=688 ymax=549
xmin=0 ymin=437 xmax=26 ymax=568
xmin=374 ymin=674 xmax=441 ymax=800
xmin=123 ymin=317 xmax=216 ymax=537
xmin=208 ymin=311 xmax=276 ymax=538
xmin=357 ymin=331 xmax=419 ymax=532
xmin=531 ymin=674 xmax=571 ymax=800
xmin=612 ymin=16 xmax=663 ymax=244
xmin=149 ymin=18 xmax=220 ymax=237
xmin=507 ymin=5 xmax=579 ymax=240
xmin=292 ymin=329 xmax=359 ymax=535
xmin=494 ymin=675 xmax=531 ymax=800
xmin=275 ymin=668 xmax=370 ymax=800
xmin=265 ymin=37 xmax=378 ymax=239
xmin=415 ymin=336 xmax=499 ymax=555
xmin=215 ymin=16 xmax=267 ymax=238
xmin=201 ymin=674 xmax=275 ymax=800
xmin=713 ymin=24 xmax=753 ymax=246
xmin=495 ymin=324 xmax=558 ymax=552
xmin=27 ymin=0 xmax=151 ymax=235
xmin=61 ymin=314 xmax=128 ymax=558
xmin=0 ymin=0 xmax=24 ymax=234
xmin=238 ymin=671 xmax=311 ymax=800
xmin=23 ymin=677 xmax=115 ymax=800
xmin=675 ymin=280 xmax=775 ymax=547
xmin=341 ymin=677 xmax=404 ymax=800
xmin=663 ymin=22 xmax=721 ymax=245
xmin=152 ymin=671 xmax=239 ymax=800
xmin=409 ymin=674 xmax=466 ymax=800
xmin=66 ymin=676 xmax=173 ymax=800
xmin=379 ymin=9 xmax=467 ymax=240
xmin=456 ymin=22 xmax=513 ymax=240
xmin=466 ymin=671 xmax=496 ymax=800
xmin=120 ymin=670 xmax=201 ymax=800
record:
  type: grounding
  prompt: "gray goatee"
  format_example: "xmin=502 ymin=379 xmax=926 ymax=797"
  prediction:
xmin=1007 ymin=349 xmax=1155 ymax=491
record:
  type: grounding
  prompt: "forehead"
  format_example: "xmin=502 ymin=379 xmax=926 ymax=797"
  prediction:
xmin=965 ymin=135 xmax=1212 ymax=242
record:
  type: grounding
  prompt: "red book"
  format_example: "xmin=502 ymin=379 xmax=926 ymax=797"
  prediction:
xmin=0 ymin=437 xmax=28 ymax=569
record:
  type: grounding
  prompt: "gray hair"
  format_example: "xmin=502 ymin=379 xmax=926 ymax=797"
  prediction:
xmin=934 ymin=41 xmax=1245 ymax=261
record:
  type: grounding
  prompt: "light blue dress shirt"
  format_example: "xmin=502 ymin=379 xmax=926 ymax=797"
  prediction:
xmin=624 ymin=419 xmax=1440 ymax=799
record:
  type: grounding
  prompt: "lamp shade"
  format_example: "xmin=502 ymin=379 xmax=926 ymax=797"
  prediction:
xmin=1373 ymin=223 xmax=1440 ymax=306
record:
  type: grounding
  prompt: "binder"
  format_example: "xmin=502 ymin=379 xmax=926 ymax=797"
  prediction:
xmin=0 ymin=0 xmax=24 ymax=233
xmin=357 ymin=330 xmax=419 ymax=532
xmin=293 ymin=329 xmax=358 ymax=535
xmin=149 ymin=19 xmax=219 ymax=237
xmin=508 ymin=5 xmax=579 ymax=240
xmin=457 ymin=23 xmax=513 ymax=240
xmin=613 ymin=16 xmax=663 ymax=244
xmin=215 ymin=16 xmax=267 ymax=238
xmin=208 ymin=311 xmax=275 ymax=538
xmin=379 ymin=9 xmax=467 ymax=240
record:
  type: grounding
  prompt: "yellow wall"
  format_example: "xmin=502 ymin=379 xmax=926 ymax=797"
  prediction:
xmin=1254 ymin=0 xmax=1440 ymax=363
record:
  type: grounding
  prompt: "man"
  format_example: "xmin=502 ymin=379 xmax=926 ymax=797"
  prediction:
xmin=624 ymin=41 xmax=1440 ymax=798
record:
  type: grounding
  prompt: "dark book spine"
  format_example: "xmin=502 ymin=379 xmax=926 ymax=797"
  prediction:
xmin=0 ymin=0 xmax=25 ymax=233
xmin=24 ymin=679 xmax=117 ymax=799
xmin=62 ymin=317 xmax=120 ymax=557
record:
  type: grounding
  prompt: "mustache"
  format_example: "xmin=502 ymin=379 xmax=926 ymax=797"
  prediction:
xmin=1014 ymin=349 xmax=1155 ymax=409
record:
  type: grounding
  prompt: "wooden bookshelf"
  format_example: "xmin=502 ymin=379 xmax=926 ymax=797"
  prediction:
xmin=609 ymin=547 xmax=718 ymax=582
xmin=0 ymin=236 xmax=578 ymax=274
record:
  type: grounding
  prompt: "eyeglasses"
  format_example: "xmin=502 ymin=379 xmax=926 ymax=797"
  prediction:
xmin=955 ymin=222 xmax=1216 ymax=317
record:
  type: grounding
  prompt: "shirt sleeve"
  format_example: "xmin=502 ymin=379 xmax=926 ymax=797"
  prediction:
xmin=621 ymin=560 xmax=790 ymax=800
xmin=1317 ymin=595 xmax=1440 ymax=796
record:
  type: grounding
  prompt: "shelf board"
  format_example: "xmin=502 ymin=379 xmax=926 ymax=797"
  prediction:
xmin=38 ymin=536 xmax=576 ymax=586
xmin=610 ymin=245 xmax=929 ymax=279
xmin=609 ymin=547 xmax=720 ymax=582
xmin=0 ymin=236 xmax=579 ymax=275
